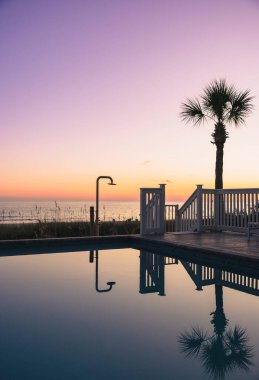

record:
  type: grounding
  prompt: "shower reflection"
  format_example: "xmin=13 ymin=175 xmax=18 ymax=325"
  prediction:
xmin=89 ymin=250 xmax=116 ymax=293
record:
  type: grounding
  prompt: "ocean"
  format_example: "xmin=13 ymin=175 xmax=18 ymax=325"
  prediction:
xmin=0 ymin=200 xmax=141 ymax=223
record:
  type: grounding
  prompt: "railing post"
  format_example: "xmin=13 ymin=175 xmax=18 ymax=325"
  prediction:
xmin=140 ymin=185 xmax=166 ymax=236
xmin=175 ymin=205 xmax=179 ymax=232
xmin=196 ymin=185 xmax=203 ymax=233
xmin=196 ymin=264 xmax=203 ymax=291
xmin=140 ymin=189 xmax=146 ymax=235
xmin=159 ymin=184 xmax=166 ymax=235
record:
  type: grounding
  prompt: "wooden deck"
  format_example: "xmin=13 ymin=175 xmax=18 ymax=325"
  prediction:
xmin=133 ymin=232 xmax=259 ymax=265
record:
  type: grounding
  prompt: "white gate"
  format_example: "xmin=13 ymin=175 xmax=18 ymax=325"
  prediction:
xmin=140 ymin=184 xmax=165 ymax=235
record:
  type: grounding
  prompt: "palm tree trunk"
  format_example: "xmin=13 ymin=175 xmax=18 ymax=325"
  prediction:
xmin=215 ymin=284 xmax=223 ymax=312
xmin=211 ymin=284 xmax=228 ymax=336
xmin=215 ymin=143 xmax=224 ymax=189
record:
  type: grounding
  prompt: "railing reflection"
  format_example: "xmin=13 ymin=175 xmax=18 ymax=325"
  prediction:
xmin=139 ymin=251 xmax=178 ymax=296
xmin=180 ymin=260 xmax=259 ymax=296
xmin=138 ymin=250 xmax=259 ymax=297
xmin=90 ymin=248 xmax=259 ymax=298
xmin=88 ymin=248 xmax=257 ymax=378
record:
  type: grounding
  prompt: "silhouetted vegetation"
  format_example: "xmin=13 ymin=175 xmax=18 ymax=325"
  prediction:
xmin=0 ymin=220 xmax=140 ymax=240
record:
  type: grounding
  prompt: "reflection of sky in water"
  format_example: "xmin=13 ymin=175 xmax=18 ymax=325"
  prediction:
xmin=0 ymin=249 xmax=258 ymax=380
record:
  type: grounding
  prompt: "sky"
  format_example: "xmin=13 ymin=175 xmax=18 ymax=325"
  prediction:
xmin=1 ymin=0 xmax=259 ymax=201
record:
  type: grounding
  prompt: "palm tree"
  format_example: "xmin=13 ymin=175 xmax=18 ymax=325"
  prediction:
xmin=180 ymin=79 xmax=254 ymax=189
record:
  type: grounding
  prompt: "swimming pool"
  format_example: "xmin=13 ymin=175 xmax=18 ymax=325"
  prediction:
xmin=0 ymin=246 xmax=258 ymax=380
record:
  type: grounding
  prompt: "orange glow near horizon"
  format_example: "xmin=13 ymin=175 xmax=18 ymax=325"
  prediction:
xmin=1 ymin=175 xmax=258 ymax=203
xmin=0 ymin=174 xmax=192 ymax=201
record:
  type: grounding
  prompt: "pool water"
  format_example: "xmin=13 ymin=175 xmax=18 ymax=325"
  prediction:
xmin=0 ymin=248 xmax=258 ymax=380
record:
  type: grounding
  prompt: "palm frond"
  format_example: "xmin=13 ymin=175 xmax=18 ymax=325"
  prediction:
xmin=225 ymin=326 xmax=254 ymax=371
xmin=180 ymin=97 xmax=205 ymax=126
xmin=200 ymin=326 xmax=254 ymax=379
xmin=201 ymin=338 xmax=231 ymax=380
xmin=227 ymin=89 xmax=254 ymax=125
xmin=226 ymin=326 xmax=249 ymax=348
xmin=178 ymin=327 xmax=208 ymax=358
xmin=201 ymin=79 xmax=235 ymax=121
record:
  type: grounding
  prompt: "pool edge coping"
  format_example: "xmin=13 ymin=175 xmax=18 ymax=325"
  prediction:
xmin=0 ymin=234 xmax=258 ymax=267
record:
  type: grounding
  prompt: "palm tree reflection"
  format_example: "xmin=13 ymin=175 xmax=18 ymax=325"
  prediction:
xmin=178 ymin=282 xmax=254 ymax=379
xmin=210 ymin=284 xmax=228 ymax=337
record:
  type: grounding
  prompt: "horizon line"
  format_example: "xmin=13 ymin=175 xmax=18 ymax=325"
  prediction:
xmin=0 ymin=197 xmax=181 ymax=203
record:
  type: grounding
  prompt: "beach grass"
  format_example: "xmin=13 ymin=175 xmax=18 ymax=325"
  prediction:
xmin=0 ymin=220 xmax=140 ymax=240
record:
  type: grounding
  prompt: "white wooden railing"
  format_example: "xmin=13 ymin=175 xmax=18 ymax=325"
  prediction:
xmin=140 ymin=184 xmax=165 ymax=235
xmin=216 ymin=189 xmax=259 ymax=231
xmin=165 ymin=185 xmax=203 ymax=232
xmin=165 ymin=204 xmax=179 ymax=232
xmin=165 ymin=185 xmax=259 ymax=233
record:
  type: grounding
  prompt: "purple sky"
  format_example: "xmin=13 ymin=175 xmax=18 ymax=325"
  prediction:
xmin=1 ymin=0 xmax=259 ymax=200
